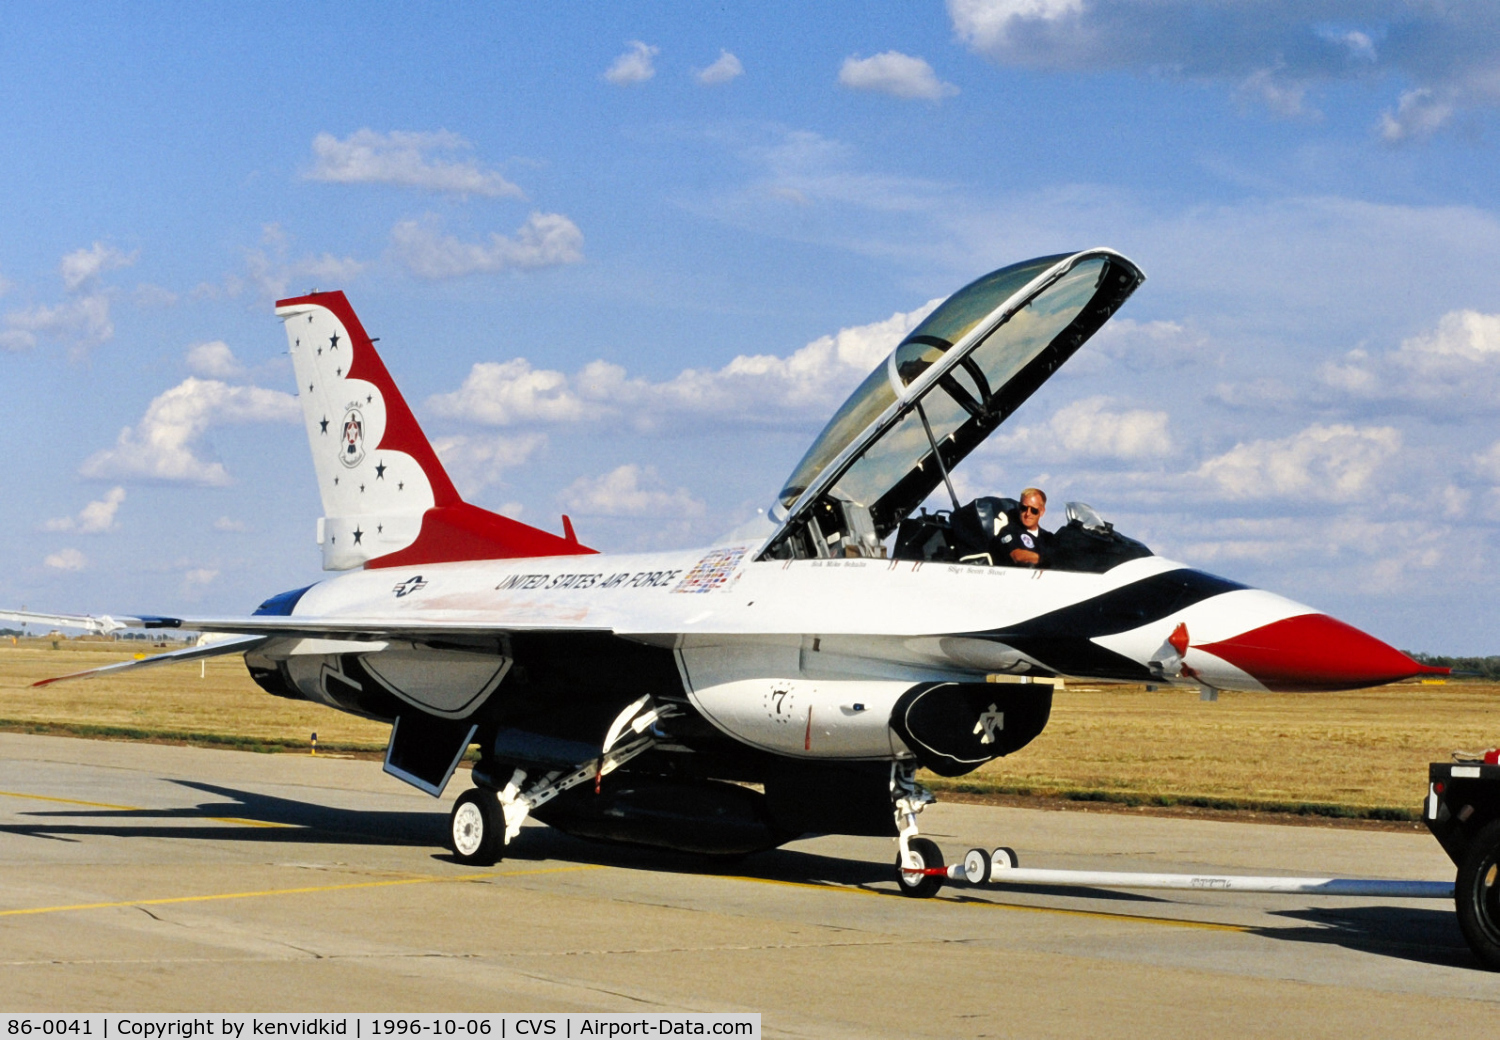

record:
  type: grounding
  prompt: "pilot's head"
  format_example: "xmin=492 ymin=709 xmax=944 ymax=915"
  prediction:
xmin=1019 ymin=487 xmax=1046 ymax=531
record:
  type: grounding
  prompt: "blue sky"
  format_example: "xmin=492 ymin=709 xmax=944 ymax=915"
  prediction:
xmin=3 ymin=1 xmax=1500 ymax=652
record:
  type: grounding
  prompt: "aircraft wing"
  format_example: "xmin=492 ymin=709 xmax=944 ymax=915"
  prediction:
xmin=146 ymin=615 xmax=616 ymax=639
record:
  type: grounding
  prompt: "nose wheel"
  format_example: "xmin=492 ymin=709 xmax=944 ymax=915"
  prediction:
xmin=897 ymin=837 xmax=946 ymax=898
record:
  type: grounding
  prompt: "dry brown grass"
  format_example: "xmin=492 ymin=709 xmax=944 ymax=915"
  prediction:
xmin=1 ymin=638 xmax=1497 ymax=815
xmin=0 ymin=637 xmax=388 ymax=749
xmin=941 ymin=680 xmax=1500 ymax=815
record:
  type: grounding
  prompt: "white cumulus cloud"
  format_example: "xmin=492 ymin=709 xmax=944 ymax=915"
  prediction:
xmin=306 ymin=129 xmax=524 ymax=198
xmin=560 ymin=465 xmax=704 ymax=517
xmin=43 ymin=548 xmax=87 ymax=572
xmin=180 ymin=567 xmax=219 ymax=599
xmin=427 ymin=300 xmax=940 ymax=430
xmin=218 ymin=226 xmax=366 ymax=304
xmin=990 ymin=397 xmax=1173 ymax=462
xmin=1380 ymin=88 xmax=1456 ymax=143
xmin=605 ymin=41 xmax=658 ymax=86
xmin=2 ymin=242 xmax=134 ymax=354
xmin=391 ymin=213 xmax=584 ymax=279
xmin=3 ymin=294 xmax=114 ymax=352
xmin=1194 ymin=423 xmax=1402 ymax=502
xmin=696 ymin=50 xmax=744 ymax=86
xmin=1320 ymin=309 xmax=1500 ymax=410
xmin=838 ymin=52 xmax=958 ymax=101
xmin=60 ymin=243 xmax=136 ymax=292
xmin=185 ymin=341 xmax=245 ymax=378
xmin=431 ymin=432 xmax=547 ymax=496
xmin=44 ymin=487 xmax=126 ymax=534
xmin=948 ymin=1 xmax=1500 ymax=138
xmin=948 ymin=0 xmax=1084 ymax=50
xmin=80 ymin=377 xmax=300 ymax=486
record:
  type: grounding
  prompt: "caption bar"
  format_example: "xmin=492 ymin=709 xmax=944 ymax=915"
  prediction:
xmin=1 ymin=1017 xmax=758 ymax=1040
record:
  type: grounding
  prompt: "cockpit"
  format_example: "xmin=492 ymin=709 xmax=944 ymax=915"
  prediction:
xmin=758 ymin=249 xmax=1153 ymax=574
xmin=890 ymin=497 xmax=1152 ymax=574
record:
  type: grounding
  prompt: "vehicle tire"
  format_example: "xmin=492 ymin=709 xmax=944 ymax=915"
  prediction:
xmin=962 ymin=847 xmax=991 ymax=885
xmin=449 ymin=788 xmax=503 ymax=866
xmin=896 ymin=837 xmax=945 ymax=898
xmin=1456 ymin=818 xmax=1500 ymax=971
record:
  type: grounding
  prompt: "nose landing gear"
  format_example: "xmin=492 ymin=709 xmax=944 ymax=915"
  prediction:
xmin=892 ymin=761 xmax=945 ymax=898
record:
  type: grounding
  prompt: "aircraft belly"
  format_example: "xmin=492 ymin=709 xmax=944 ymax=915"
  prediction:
xmin=676 ymin=643 xmax=911 ymax=759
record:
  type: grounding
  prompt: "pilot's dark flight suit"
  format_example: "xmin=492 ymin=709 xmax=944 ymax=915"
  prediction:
xmin=996 ymin=524 xmax=1052 ymax=567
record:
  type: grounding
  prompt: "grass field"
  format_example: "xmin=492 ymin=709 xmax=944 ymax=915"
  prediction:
xmin=3 ymin=638 xmax=1498 ymax=819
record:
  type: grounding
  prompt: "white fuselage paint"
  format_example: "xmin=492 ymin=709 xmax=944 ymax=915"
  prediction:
xmin=267 ymin=546 xmax=1318 ymax=759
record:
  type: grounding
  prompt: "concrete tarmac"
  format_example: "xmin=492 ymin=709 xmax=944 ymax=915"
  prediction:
xmin=0 ymin=732 xmax=1494 ymax=1038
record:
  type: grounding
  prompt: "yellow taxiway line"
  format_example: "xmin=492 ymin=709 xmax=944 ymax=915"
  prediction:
xmin=0 ymin=865 xmax=603 ymax=918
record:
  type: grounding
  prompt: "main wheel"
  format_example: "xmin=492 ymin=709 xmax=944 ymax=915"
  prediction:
xmin=449 ymin=788 xmax=504 ymax=866
xmin=896 ymin=837 xmax=945 ymax=899
xmin=1456 ymin=818 xmax=1500 ymax=971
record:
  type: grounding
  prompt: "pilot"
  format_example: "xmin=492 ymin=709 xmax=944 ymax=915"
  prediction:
xmin=998 ymin=487 xmax=1051 ymax=567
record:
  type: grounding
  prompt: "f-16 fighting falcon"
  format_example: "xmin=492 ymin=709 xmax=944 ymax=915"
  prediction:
xmin=2 ymin=248 xmax=1445 ymax=895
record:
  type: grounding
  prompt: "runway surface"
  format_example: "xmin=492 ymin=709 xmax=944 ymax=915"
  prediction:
xmin=0 ymin=732 xmax=1494 ymax=1038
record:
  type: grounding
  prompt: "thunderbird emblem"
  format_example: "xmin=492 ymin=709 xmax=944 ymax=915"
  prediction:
xmin=340 ymin=408 xmax=365 ymax=468
xmin=973 ymin=704 xmax=1004 ymax=745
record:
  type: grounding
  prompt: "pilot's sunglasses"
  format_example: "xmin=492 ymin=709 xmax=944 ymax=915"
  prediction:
xmin=1020 ymin=505 xmax=1042 ymax=515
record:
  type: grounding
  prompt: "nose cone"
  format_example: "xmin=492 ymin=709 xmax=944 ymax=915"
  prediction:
xmin=1195 ymin=613 xmax=1446 ymax=692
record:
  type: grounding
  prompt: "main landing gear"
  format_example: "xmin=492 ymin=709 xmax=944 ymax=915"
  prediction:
xmin=447 ymin=697 xmax=670 ymax=867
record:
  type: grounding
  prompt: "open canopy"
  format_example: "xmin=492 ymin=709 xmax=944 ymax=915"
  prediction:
xmin=761 ymin=249 xmax=1145 ymax=561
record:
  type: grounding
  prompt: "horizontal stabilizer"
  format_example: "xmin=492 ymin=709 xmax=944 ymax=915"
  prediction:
xmin=32 ymin=635 xmax=270 ymax=687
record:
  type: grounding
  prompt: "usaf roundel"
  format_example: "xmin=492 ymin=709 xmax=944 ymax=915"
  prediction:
xmin=340 ymin=407 xmax=366 ymax=468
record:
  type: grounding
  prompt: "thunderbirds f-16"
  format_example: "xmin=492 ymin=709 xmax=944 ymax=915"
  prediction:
xmin=2 ymin=249 xmax=1444 ymax=895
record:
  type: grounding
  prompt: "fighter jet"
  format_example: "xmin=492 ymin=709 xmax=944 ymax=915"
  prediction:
xmin=2 ymin=248 xmax=1443 ymax=895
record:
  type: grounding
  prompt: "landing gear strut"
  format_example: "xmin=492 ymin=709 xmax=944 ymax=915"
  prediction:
xmin=892 ymin=761 xmax=943 ymax=898
xmin=446 ymin=696 xmax=671 ymax=867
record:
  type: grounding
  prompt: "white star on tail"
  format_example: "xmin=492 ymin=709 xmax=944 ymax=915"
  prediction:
xmin=974 ymin=703 xmax=1004 ymax=745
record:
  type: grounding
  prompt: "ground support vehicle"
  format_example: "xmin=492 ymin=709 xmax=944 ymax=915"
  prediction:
xmin=1426 ymin=759 xmax=1500 ymax=970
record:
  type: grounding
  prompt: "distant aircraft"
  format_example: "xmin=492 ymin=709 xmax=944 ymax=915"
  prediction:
xmin=2 ymin=249 xmax=1444 ymax=895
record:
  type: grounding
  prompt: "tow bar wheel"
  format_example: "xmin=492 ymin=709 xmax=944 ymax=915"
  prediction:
xmin=1456 ymin=819 xmax=1500 ymax=970
xmin=449 ymin=788 xmax=503 ymax=866
xmin=897 ymin=837 xmax=945 ymax=898
xmin=963 ymin=848 xmax=991 ymax=885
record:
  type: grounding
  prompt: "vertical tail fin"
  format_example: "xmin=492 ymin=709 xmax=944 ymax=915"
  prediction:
xmin=275 ymin=291 xmax=594 ymax=569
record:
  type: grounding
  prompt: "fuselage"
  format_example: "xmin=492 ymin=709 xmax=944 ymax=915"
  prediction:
xmin=272 ymin=542 xmax=1423 ymax=703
